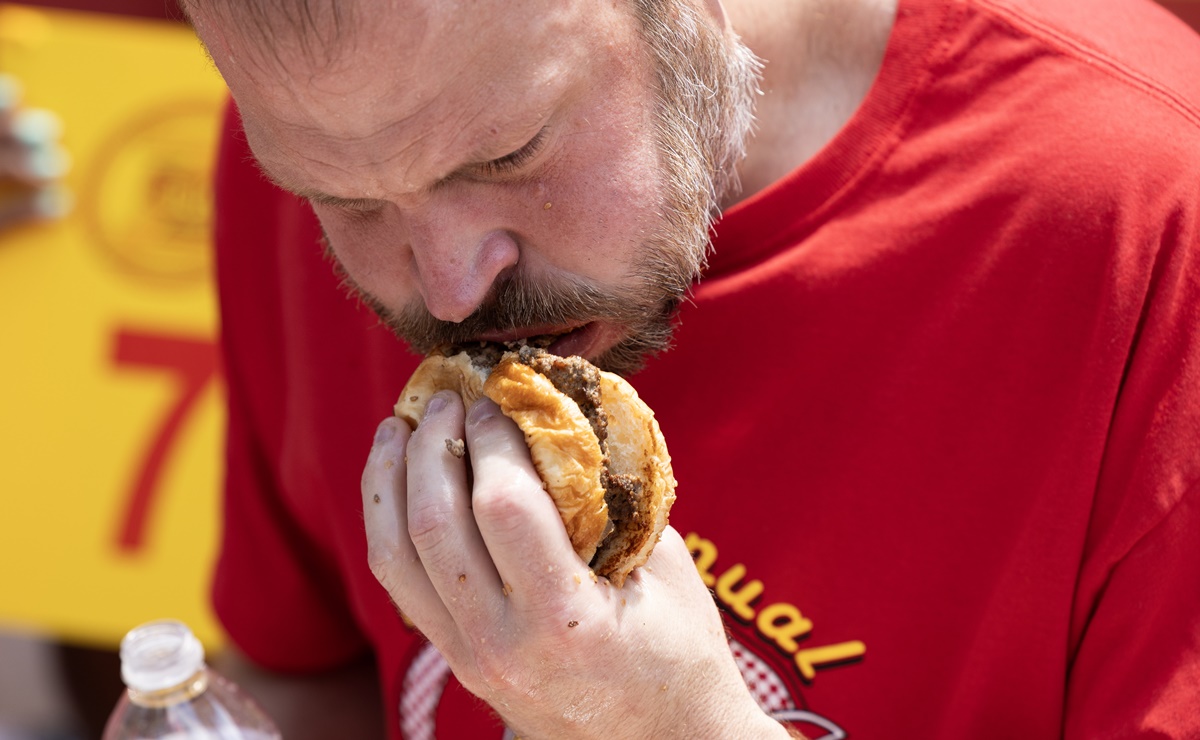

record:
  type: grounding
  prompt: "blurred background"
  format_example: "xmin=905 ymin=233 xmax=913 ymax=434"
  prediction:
xmin=1 ymin=1 xmax=225 ymax=737
xmin=0 ymin=1 xmax=1197 ymax=738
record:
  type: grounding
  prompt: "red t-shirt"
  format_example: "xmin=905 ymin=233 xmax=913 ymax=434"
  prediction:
xmin=211 ymin=0 xmax=1200 ymax=736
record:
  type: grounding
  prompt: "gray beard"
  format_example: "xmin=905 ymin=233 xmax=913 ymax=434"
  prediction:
xmin=334 ymin=1 xmax=762 ymax=376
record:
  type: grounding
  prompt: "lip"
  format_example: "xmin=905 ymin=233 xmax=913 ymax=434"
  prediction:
xmin=472 ymin=321 xmax=620 ymax=361
xmin=548 ymin=321 xmax=624 ymax=360
xmin=475 ymin=322 xmax=587 ymax=344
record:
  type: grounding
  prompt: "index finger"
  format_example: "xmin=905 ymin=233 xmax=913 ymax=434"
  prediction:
xmin=361 ymin=417 xmax=460 ymax=645
xmin=464 ymin=398 xmax=587 ymax=604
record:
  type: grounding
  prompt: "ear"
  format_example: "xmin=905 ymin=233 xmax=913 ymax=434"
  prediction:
xmin=699 ymin=0 xmax=730 ymax=31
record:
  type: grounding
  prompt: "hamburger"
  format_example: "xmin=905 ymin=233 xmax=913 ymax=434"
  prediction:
xmin=394 ymin=343 xmax=675 ymax=587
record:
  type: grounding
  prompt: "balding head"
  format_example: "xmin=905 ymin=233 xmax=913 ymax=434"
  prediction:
xmin=180 ymin=0 xmax=353 ymax=69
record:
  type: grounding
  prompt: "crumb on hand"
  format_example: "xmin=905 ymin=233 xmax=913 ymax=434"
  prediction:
xmin=445 ymin=438 xmax=466 ymax=458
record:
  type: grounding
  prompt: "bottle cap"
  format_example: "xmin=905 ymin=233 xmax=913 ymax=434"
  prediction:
xmin=119 ymin=619 xmax=206 ymax=693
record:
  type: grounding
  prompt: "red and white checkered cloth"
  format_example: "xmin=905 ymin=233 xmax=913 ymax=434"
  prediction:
xmin=730 ymin=637 xmax=797 ymax=714
xmin=398 ymin=636 xmax=844 ymax=740
xmin=400 ymin=642 xmax=454 ymax=740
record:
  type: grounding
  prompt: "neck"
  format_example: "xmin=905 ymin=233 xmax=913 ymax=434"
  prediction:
xmin=723 ymin=0 xmax=899 ymax=204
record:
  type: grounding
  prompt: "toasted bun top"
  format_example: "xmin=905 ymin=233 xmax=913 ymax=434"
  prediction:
xmin=394 ymin=348 xmax=609 ymax=564
xmin=484 ymin=358 xmax=608 ymax=563
xmin=393 ymin=346 xmax=675 ymax=585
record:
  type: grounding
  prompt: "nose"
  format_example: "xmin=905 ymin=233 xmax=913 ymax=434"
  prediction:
xmin=406 ymin=203 xmax=521 ymax=324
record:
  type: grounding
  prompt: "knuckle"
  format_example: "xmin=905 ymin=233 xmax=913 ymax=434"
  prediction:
xmin=468 ymin=646 xmax=520 ymax=696
xmin=366 ymin=544 xmax=404 ymax=587
xmin=471 ymin=482 xmax=531 ymax=535
xmin=406 ymin=498 xmax=454 ymax=550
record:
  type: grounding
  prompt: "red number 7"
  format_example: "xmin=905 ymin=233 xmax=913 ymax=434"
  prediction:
xmin=111 ymin=328 xmax=220 ymax=552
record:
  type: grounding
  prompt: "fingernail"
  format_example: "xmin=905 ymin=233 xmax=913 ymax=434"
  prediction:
xmin=424 ymin=392 xmax=448 ymax=420
xmin=374 ymin=419 xmax=396 ymax=445
xmin=467 ymin=398 xmax=498 ymax=425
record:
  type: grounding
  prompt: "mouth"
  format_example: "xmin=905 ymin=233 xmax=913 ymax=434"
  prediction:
xmin=474 ymin=321 xmax=622 ymax=360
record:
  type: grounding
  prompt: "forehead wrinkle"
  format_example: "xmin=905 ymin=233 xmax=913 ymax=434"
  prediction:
xmin=305 ymin=102 xmax=496 ymax=195
xmin=270 ymin=75 xmax=493 ymax=186
xmin=232 ymin=0 xmax=595 ymax=199
xmin=246 ymin=108 xmax=476 ymax=200
xmin=239 ymin=117 xmax=371 ymax=196
xmin=373 ymin=44 xmax=543 ymax=165
xmin=254 ymin=76 xmax=554 ymax=199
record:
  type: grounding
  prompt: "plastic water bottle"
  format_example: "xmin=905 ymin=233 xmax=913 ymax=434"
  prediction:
xmin=102 ymin=619 xmax=282 ymax=740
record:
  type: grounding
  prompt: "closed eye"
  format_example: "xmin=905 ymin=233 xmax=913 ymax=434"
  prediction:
xmin=251 ymin=162 xmax=388 ymax=215
xmin=309 ymin=193 xmax=385 ymax=213
xmin=475 ymin=127 xmax=549 ymax=177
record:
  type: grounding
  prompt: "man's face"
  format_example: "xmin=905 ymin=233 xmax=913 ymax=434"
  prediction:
xmin=192 ymin=0 xmax=757 ymax=374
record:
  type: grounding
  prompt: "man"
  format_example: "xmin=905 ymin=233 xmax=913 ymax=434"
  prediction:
xmin=181 ymin=0 xmax=1200 ymax=736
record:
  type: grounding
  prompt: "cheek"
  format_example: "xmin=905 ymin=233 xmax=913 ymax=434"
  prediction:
xmin=529 ymin=52 xmax=670 ymax=284
xmin=529 ymin=138 xmax=667 ymax=283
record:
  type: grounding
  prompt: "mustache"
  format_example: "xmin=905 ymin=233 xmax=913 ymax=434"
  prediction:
xmin=334 ymin=257 xmax=676 ymax=355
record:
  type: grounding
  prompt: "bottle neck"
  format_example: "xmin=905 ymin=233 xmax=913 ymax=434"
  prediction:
xmin=126 ymin=668 xmax=209 ymax=708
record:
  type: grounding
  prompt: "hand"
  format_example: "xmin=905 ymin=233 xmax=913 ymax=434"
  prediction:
xmin=363 ymin=390 xmax=790 ymax=739
xmin=0 ymin=73 xmax=70 ymax=232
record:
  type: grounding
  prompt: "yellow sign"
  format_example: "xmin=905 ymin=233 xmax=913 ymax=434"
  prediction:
xmin=0 ymin=4 xmax=228 ymax=648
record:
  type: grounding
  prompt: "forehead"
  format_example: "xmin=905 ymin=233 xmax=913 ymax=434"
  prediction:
xmin=195 ymin=0 xmax=642 ymax=192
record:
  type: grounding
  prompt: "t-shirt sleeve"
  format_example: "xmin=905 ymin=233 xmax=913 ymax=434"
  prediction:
xmin=209 ymin=101 xmax=369 ymax=672
xmin=1064 ymin=192 xmax=1200 ymax=736
xmin=1065 ymin=483 xmax=1200 ymax=738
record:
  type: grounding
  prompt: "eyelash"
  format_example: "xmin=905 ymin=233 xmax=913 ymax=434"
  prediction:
xmin=323 ymin=199 xmax=384 ymax=222
xmin=477 ymin=127 xmax=548 ymax=176
xmin=331 ymin=198 xmax=383 ymax=212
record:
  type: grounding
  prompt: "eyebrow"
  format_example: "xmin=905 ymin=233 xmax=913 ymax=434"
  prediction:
xmin=252 ymin=161 xmax=386 ymax=209
xmin=254 ymin=157 xmax=496 ymax=207
xmin=250 ymin=123 xmax=548 ymax=207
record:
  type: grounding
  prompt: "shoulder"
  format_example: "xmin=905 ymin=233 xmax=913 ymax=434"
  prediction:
xmin=897 ymin=0 xmax=1200 ymax=236
xmin=965 ymin=0 xmax=1200 ymax=98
